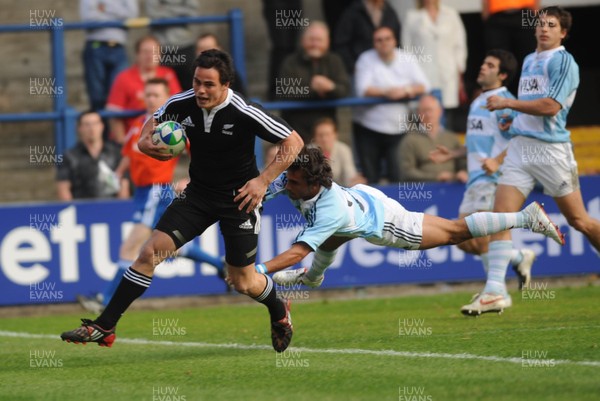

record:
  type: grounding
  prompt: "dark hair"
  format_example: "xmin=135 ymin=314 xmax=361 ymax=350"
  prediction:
xmin=486 ymin=49 xmax=518 ymax=86
xmin=77 ymin=110 xmax=101 ymax=126
xmin=288 ymin=146 xmax=333 ymax=189
xmin=135 ymin=35 xmax=160 ymax=53
xmin=538 ymin=6 xmax=572 ymax=43
xmin=145 ymin=77 xmax=170 ymax=91
xmin=193 ymin=49 xmax=235 ymax=84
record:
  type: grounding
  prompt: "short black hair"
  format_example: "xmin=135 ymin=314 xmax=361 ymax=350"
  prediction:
xmin=193 ymin=49 xmax=235 ymax=85
xmin=486 ymin=49 xmax=518 ymax=86
xmin=288 ymin=146 xmax=333 ymax=189
xmin=538 ymin=6 xmax=572 ymax=43
xmin=77 ymin=110 xmax=101 ymax=126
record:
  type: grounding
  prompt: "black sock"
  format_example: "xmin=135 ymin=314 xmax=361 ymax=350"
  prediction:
xmin=253 ymin=274 xmax=285 ymax=322
xmin=95 ymin=267 xmax=152 ymax=329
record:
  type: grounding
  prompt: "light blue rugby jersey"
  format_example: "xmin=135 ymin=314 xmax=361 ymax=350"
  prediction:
xmin=510 ymin=46 xmax=579 ymax=143
xmin=265 ymin=172 xmax=385 ymax=251
xmin=465 ymin=86 xmax=515 ymax=188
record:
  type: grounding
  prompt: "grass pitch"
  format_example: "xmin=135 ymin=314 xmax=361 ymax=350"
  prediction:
xmin=1 ymin=285 xmax=598 ymax=401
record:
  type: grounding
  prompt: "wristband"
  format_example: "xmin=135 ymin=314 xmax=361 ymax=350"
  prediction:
xmin=255 ymin=263 xmax=267 ymax=274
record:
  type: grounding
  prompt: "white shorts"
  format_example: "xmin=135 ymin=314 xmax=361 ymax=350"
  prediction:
xmin=499 ymin=136 xmax=579 ymax=198
xmin=458 ymin=181 xmax=497 ymax=215
xmin=354 ymin=185 xmax=424 ymax=250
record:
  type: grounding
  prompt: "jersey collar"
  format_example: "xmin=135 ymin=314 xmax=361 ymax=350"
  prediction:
xmin=536 ymin=45 xmax=565 ymax=59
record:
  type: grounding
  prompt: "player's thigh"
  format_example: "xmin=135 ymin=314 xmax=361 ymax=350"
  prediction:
xmin=120 ymin=223 xmax=152 ymax=260
xmin=419 ymin=214 xmax=468 ymax=250
xmin=155 ymin=193 xmax=217 ymax=249
xmin=493 ymin=184 xmax=526 ymax=212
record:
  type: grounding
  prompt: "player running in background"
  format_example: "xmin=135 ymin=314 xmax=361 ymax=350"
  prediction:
xmin=475 ymin=6 xmax=600 ymax=315
xmin=76 ymin=78 xmax=226 ymax=314
xmin=61 ymin=49 xmax=304 ymax=352
xmin=251 ymin=147 xmax=563 ymax=299
xmin=429 ymin=49 xmax=536 ymax=314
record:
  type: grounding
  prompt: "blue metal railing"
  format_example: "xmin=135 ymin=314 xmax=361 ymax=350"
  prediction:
xmin=0 ymin=10 xmax=246 ymax=155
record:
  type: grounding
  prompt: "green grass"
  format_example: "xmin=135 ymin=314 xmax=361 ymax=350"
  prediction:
xmin=1 ymin=286 xmax=599 ymax=401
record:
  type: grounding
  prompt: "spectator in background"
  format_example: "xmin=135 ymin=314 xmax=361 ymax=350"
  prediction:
xmin=145 ymin=0 xmax=199 ymax=91
xmin=56 ymin=111 xmax=129 ymax=200
xmin=402 ymin=0 xmax=467 ymax=132
xmin=399 ymin=94 xmax=467 ymax=182
xmin=333 ymin=0 xmax=401 ymax=75
xmin=353 ymin=26 xmax=429 ymax=184
xmin=321 ymin=0 xmax=355 ymax=42
xmin=106 ymin=36 xmax=182 ymax=144
xmin=482 ymin=0 xmax=539 ymax=95
xmin=387 ymin=0 xmax=415 ymax=23
xmin=278 ymin=21 xmax=350 ymax=142
xmin=195 ymin=33 xmax=246 ymax=95
xmin=311 ymin=117 xmax=366 ymax=187
xmin=80 ymin=0 xmax=138 ymax=111
xmin=263 ymin=0 xmax=302 ymax=99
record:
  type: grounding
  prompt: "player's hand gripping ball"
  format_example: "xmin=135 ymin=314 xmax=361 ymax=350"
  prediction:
xmin=152 ymin=121 xmax=187 ymax=156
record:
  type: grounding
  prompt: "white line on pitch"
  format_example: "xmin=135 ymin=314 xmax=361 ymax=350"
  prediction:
xmin=1 ymin=330 xmax=598 ymax=368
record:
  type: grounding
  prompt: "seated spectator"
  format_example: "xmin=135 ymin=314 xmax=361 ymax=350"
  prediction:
xmin=106 ymin=35 xmax=182 ymax=144
xmin=56 ymin=111 xmax=129 ymax=200
xmin=333 ymin=0 xmax=402 ymax=74
xmin=195 ymin=33 xmax=246 ymax=95
xmin=311 ymin=117 xmax=366 ymax=187
xmin=80 ymin=0 xmax=138 ymax=111
xmin=399 ymin=95 xmax=467 ymax=182
xmin=353 ymin=26 xmax=429 ymax=184
xmin=278 ymin=21 xmax=350 ymax=142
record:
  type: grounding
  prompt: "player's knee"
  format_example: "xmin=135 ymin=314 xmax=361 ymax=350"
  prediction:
xmin=457 ymin=240 xmax=474 ymax=254
xmin=231 ymin=278 xmax=252 ymax=295
xmin=567 ymin=214 xmax=590 ymax=234
xmin=450 ymin=221 xmax=471 ymax=245
xmin=137 ymin=242 xmax=162 ymax=268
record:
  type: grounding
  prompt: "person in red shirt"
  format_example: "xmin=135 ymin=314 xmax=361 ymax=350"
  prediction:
xmin=77 ymin=78 xmax=225 ymax=314
xmin=106 ymin=35 xmax=182 ymax=144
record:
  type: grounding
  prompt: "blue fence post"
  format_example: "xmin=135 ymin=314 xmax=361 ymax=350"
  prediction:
xmin=64 ymin=106 xmax=79 ymax=152
xmin=228 ymin=9 xmax=246 ymax=88
xmin=50 ymin=18 xmax=67 ymax=156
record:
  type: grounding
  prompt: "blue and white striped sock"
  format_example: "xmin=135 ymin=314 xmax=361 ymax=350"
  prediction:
xmin=480 ymin=253 xmax=489 ymax=274
xmin=465 ymin=212 xmax=526 ymax=237
xmin=483 ymin=241 xmax=512 ymax=296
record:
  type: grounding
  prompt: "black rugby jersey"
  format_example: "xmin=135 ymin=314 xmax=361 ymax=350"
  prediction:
xmin=154 ymin=89 xmax=292 ymax=192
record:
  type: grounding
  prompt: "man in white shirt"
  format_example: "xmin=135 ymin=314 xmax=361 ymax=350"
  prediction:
xmin=353 ymin=26 xmax=430 ymax=184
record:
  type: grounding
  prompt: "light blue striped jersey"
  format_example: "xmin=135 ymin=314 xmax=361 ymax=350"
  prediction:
xmin=510 ymin=46 xmax=579 ymax=143
xmin=466 ymin=86 xmax=515 ymax=187
xmin=265 ymin=173 xmax=385 ymax=251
